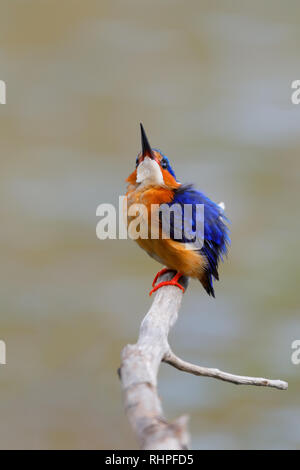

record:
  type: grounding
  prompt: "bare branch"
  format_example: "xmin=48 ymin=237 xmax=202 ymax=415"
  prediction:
xmin=164 ymin=351 xmax=288 ymax=390
xmin=120 ymin=271 xmax=189 ymax=450
xmin=119 ymin=270 xmax=288 ymax=450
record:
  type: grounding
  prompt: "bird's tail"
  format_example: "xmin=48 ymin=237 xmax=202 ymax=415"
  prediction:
xmin=199 ymin=272 xmax=215 ymax=298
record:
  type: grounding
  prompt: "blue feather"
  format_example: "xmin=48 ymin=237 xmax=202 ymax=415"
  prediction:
xmin=163 ymin=184 xmax=230 ymax=297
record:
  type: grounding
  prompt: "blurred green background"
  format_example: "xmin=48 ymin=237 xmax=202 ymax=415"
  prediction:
xmin=0 ymin=0 xmax=299 ymax=449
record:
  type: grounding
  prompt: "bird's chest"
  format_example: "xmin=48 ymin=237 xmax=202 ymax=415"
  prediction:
xmin=126 ymin=189 xmax=154 ymax=239
xmin=125 ymin=186 xmax=174 ymax=240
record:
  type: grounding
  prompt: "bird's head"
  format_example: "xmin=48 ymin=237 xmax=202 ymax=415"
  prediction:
xmin=126 ymin=124 xmax=179 ymax=189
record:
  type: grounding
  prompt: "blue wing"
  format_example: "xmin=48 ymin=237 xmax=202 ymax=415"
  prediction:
xmin=163 ymin=184 xmax=230 ymax=297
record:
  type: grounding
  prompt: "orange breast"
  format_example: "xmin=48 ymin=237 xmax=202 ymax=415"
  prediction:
xmin=125 ymin=185 xmax=207 ymax=278
xmin=137 ymin=237 xmax=206 ymax=278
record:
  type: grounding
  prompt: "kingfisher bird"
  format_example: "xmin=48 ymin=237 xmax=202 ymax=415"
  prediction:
xmin=126 ymin=124 xmax=230 ymax=297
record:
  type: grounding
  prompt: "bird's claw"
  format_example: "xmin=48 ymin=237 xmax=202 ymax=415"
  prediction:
xmin=149 ymin=270 xmax=185 ymax=296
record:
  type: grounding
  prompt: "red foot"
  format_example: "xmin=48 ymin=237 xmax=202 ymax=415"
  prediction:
xmin=149 ymin=269 xmax=185 ymax=296
xmin=151 ymin=268 xmax=171 ymax=288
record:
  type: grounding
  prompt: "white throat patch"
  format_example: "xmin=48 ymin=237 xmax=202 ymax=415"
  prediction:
xmin=136 ymin=157 xmax=164 ymax=186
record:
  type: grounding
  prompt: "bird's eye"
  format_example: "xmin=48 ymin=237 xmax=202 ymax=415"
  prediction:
xmin=161 ymin=158 xmax=168 ymax=169
xmin=136 ymin=157 xmax=139 ymax=167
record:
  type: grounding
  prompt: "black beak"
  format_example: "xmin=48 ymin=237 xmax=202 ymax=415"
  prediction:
xmin=140 ymin=123 xmax=154 ymax=159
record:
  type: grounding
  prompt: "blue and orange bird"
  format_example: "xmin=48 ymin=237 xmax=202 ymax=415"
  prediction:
xmin=126 ymin=124 xmax=230 ymax=297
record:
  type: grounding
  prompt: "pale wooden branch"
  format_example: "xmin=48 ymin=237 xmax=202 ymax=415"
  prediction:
xmin=164 ymin=351 xmax=288 ymax=390
xmin=120 ymin=271 xmax=189 ymax=450
xmin=119 ymin=270 xmax=288 ymax=450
